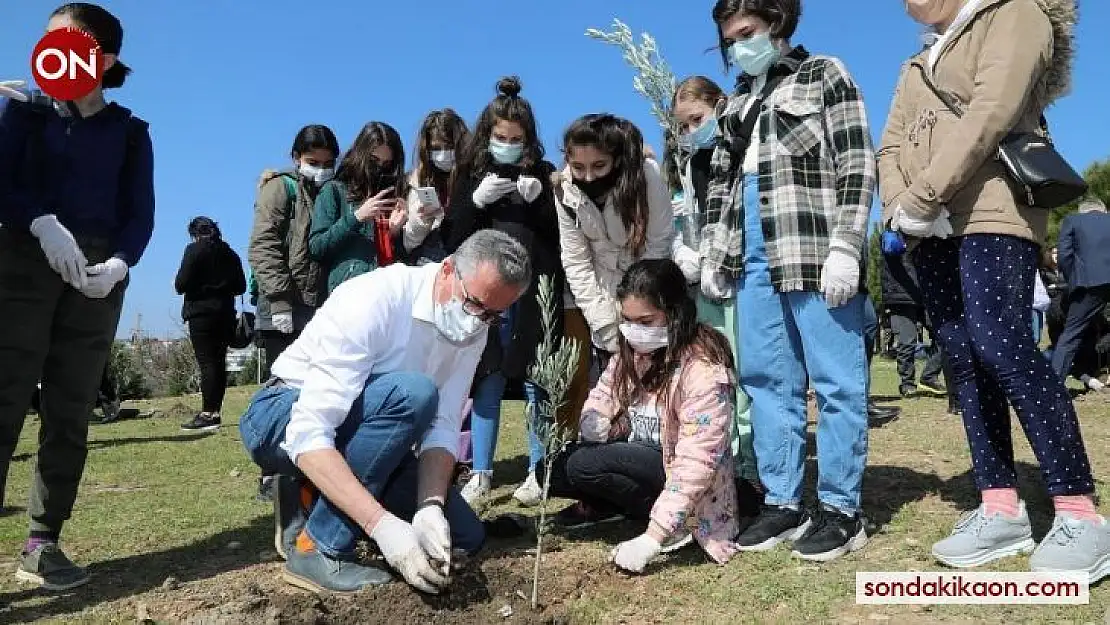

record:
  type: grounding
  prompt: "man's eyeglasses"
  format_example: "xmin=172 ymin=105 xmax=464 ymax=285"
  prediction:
xmin=455 ymin=268 xmax=506 ymax=326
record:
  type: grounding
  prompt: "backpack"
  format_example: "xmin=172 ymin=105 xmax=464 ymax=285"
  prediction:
xmin=248 ymin=172 xmax=299 ymax=306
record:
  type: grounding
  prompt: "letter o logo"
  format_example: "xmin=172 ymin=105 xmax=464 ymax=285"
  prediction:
xmin=31 ymin=27 xmax=102 ymax=101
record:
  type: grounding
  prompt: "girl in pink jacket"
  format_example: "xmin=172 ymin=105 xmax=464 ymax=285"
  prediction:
xmin=539 ymin=259 xmax=746 ymax=573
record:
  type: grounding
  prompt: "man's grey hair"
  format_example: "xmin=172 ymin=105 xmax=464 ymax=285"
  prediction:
xmin=1078 ymin=196 xmax=1107 ymax=214
xmin=453 ymin=229 xmax=532 ymax=289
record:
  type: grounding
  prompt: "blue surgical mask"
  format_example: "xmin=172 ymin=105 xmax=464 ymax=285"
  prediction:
xmin=682 ymin=116 xmax=719 ymax=152
xmin=489 ymin=138 xmax=523 ymax=165
xmin=728 ymin=32 xmax=782 ymax=76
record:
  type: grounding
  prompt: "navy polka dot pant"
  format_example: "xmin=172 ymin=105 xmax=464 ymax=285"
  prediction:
xmin=913 ymin=235 xmax=1095 ymax=496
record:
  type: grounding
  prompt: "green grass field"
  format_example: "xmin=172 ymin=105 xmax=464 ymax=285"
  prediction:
xmin=0 ymin=359 xmax=1107 ymax=624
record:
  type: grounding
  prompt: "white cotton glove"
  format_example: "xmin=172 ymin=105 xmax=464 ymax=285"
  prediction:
xmin=929 ymin=209 xmax=954 ymax=238
xmin=369 ymin=512 xmax=449 ymax=594
xmin=271 ymin=311 xmax=294 ymax=334
xmin=891 ymin=205 xmax=953 ymax=240
xmin=30 ymin=215 xmax=88 ymax=290
xmin=611 ymin=533 xmax=662 ymax=574
xmin=0 ymin=80 xmax=30 ymax=102
xmin=673 ymin=244 xmax=701 ymax=285
xmin=82 ymin=257 xmax=128 ymax=298
xmin=472 ymin=175 xmax=517 ymax=208
xmin=700 ymin=263 xmax=734 ymax=301
xmin=516 ymin=175 xmax=542 ymax=203
xmin=412 ymin=503 xmax=452 ymax=576
xmin=819 ymin=250 xmax=859 ymax=309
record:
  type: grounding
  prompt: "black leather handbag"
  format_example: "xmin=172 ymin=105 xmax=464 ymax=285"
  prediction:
xmin=230 ymin=297 xmax=256 ymax=349
xmin=917 ymin=65 xmax=1087 ymax=209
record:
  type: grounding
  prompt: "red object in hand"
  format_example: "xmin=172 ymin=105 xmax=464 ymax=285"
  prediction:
xmin=374 ymin=216 xmax=395 ymax=266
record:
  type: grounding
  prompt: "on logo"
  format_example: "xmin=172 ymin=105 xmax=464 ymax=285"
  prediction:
xmin=31 ymin=27 xmax=102 ymax=101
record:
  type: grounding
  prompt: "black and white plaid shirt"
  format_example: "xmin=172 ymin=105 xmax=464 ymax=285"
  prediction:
xmin=702 ymin=47 xmax=876 ymax=292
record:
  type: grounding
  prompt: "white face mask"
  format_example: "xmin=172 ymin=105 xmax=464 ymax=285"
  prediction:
xmin=431 ymin=150 xmax=456 ymax=172
xmin=434 ymin=277 xmax=487 ymax=344
xmin=619 ymin=323 xmax=669 ymax=354
xmin=299 ymin=163 xmax=334 ymax=185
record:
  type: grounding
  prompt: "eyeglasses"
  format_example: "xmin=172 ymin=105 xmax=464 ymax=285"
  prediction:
xmin=455 ymin=268 xmax=505 ymax=326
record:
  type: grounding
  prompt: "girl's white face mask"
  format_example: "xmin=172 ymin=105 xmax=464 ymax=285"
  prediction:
xmin=619 ymin=323 xmax=669 ymax=354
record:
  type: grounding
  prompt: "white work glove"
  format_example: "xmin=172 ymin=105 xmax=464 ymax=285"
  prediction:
xmin=271 ymin=311 xmax=294 ymax=334
xmin=472 ymin=175 xmax=517 ymax=208
xmin=891 ymin=205 xmax=952 ymax=239
xmin=0 ymin=80 xmax=30 ymax=102
xmin=82 ymin=257 xmax=128 ymax=298
xmin=819 ymin=250 xmax=859 ymax=309
xmin=30 ymin=215 xmax=88 ymax=290
xmin=412 ymin=503 xmax=452 ymax=575
xmin=369 ymin=512 xmax=449 ymax=594
xmin=611 ymin=533 xmax=662 ymax=574
xmin=516 ymin=176 xmax=542 ymax=203
xmin=673 ymin=244 xmax=701 ymax=285
xmin=700 ymin=263 xmax=734 ymax=301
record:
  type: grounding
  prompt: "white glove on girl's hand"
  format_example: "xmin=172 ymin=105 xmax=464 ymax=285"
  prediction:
xmin=516 ymin=176 xmax=542 ymax=203
xmin=271 ymin=311 xmax=294 ymax=334
xmin=412 ymin=503 xmax=452 ymax=576
xmin=819 ymin=250 xmax=859 ymax=309
xmin=611 ymin=533 xmax=662 ymax=574
xmin=929 ymin=209 xmax=954 ymax=239
xmin=82 ymin=257 xmax=129 ymax=298
xmin=30 ymin=215 xmax=88 ymax=290
xmin=673 ymin=244 xmax=701 ymax=284
xmin=700 ymin=263 xmax=734 ymax=301
xmin=472 ymin=175 xmax=516 ymax=208
xmin=369 ymin=512 xmax=449 ymax=594
xmin=0 ymin=80 xmax=29 ymax=102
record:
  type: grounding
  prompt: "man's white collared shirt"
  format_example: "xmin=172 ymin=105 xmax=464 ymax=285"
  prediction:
xmin=271 ymin=262 xmax=487 ymax=463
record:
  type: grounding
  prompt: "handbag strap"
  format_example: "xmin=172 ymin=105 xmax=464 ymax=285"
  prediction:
xmin=915 ymin=63 xmax=1048 ymax=131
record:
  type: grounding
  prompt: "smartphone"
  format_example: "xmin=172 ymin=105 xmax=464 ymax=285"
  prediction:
xmin=414 ymin=186 xmax=441 ymax=210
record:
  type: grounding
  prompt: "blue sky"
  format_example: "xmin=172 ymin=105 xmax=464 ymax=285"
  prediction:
xmin=4 ymin=0 xmax=1109 ymax=337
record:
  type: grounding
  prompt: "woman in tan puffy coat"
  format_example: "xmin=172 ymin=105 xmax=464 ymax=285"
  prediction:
xmin=879 ymin=0 xmax=1107 ymax=583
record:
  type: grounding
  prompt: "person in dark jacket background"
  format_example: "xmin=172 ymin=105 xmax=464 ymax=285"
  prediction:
xmin=1051 ymin=197 xmax=1110 ymax=384
xmin=0 ymin=2 xmax=155 ymax=590
xmin=175 ymin=217 xmax=246 ymax=431
xmin=442 ymin=77 xmax=564 ymax=505
xmin=881 ymin=250 xmax=946 ymax=398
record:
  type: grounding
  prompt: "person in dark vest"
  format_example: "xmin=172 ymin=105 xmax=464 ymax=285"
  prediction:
xmin=0 ymin=2 xmax=154 ymax=590
xmin=1051 ymin=197 xmax=1110 ymax=385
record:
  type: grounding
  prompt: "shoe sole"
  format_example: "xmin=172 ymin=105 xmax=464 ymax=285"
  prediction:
xmin=933 ymin=537 xmax=1035 ymax=569
xmin=737 ymin=518 xmax=813 ymax=552
xmin=281 ymin=569 xmax=351 ymax=595
xmin=1031 ymin=552 xmax=1110 ymax=585
xmin=660 ymin=532 xmax=695 ymax=554
xmin=791 ymin=526 xmax=870 ymax=562
xmin=15 ymin=569 xmax=89 ymax=591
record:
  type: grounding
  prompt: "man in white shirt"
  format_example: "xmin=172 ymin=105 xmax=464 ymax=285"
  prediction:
xmin=238 ymin=230 xmax=531 ymax=594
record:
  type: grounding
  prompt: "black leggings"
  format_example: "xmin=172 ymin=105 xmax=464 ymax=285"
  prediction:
xmin=188 ymin=313 xmax=233 ymax=413
xmin=538 ymin=442 xmax=665 ymax=519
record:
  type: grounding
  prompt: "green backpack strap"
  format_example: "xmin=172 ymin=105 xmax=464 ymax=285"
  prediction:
xmin=279 ymin=174 xmax=298 ymax=214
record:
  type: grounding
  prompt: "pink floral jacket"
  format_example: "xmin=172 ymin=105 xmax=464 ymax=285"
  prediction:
xmin=580 ymin=352 xmax=740 ymax=564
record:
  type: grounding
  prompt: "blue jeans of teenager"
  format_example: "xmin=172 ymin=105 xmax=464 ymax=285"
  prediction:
xmin=238 ymin=373 xmax=485 ymax=557
xmin=470 ymin=303 xmax=545 ymax=474
xmin=913 ymin=236 xmax=1094 ymax=496
xmin=735 ymin=174 xmax=869 ymax=513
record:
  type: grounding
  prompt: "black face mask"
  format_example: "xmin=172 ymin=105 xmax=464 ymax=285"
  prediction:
xmin=372 ymin=169 xmax=397 ymax=191
xmin=574 ymin=169 xmax=619 ymax=206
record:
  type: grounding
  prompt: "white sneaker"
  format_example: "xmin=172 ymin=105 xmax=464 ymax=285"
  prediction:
xmin=513 ymin=472 xmax=543 ymax=507
xmin=460 ymin=473 xmax=491 ymax=507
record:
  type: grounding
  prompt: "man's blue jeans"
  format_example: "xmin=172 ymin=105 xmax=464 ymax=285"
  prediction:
xmin=238 ymin=372 xmax=485 ymax=557
xmin=735 ymin=174 xmax=869 ymax=514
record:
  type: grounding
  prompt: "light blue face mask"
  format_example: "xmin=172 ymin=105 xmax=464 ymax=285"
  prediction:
xmin=488 ymin=138 xmax=524 ymax=165
xmin=682 ymin=116 xmax=719 ymax=152
xmin=728 ymin=32 xmax=782 ymax=76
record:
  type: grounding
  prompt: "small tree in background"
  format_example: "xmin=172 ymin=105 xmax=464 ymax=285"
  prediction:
xmin=108 ymin=341 xmax=151 ymax=400
xmin=526 ymin=275 xmax=582 ymax=610
xmin=866 ymin=225 xmax=884 ymax=315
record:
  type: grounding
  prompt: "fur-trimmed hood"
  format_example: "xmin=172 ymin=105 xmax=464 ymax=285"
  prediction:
xmin=1030 ymin=0 xmax=1077 ymax=105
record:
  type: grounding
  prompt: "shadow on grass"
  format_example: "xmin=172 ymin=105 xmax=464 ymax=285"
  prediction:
xmin=87 ymin=432 xmax=216 ymax=451
xmin=934 ymin=462 xmax=1055 ymax=537
xmin=0 ymin=514 xmax=271 ymax=623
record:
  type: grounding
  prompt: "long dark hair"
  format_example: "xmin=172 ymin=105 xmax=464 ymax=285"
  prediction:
xmin=563 ymin=114 xmax=649 ymax=255
xmin=711 ymin=0 xmax=801 ymax=71
xmin=188 ymin=216 xmax=222 ymax=242
xmin=51 ymin=3 xmax=130 ymax=89
xmin=291 ymin=124 xmax=340 ymax=162
xmin=612 ymin=259 xmax=735 ymax=422
xmin=335 ymin=121 xmax=406 ymax=204
xmin=457 ymin=77 xmax=544 ymax=181
xmin=413 ymin=108 xmax=469 ymax=199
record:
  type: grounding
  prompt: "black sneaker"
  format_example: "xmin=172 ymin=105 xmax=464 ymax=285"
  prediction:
xmin=867 ymin=401 xmax=901 ymax=427
xmin=917 ymin=378 xmax=947 ymax=397
xmin=551 ymin=502 xmax=624 ymax=530
xmin=899 ymin=384 xmax=919 ymax=399
xmin=735 ymin=478 xmax=765 ymax=534
xmin=181 ymin=413 xmax=220 ymax=432
xmin=736 ymin=505 xmax=812 ymax=551
xmin=791 ymin=504 xmax=869 ymax=562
